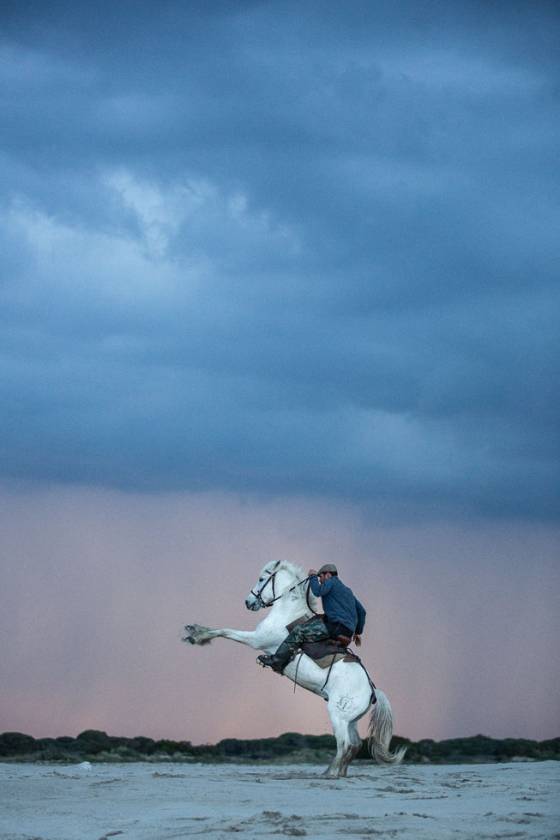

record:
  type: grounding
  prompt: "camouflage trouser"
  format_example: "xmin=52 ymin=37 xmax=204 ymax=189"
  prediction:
xmin=274 ymin=616 xmax=329 ymax=661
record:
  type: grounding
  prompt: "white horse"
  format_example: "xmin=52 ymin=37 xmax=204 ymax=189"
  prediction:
xmin=182 ymin=560 xmax=406 ymax=777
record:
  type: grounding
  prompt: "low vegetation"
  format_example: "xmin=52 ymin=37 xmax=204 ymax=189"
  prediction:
xmin=1 ymin=730 xmax=558 ymax=764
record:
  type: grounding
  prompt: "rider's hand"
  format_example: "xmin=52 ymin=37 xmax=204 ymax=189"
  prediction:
xmin=353 ymin=634 xmax=362 ymax=647
xmin=308 ymin=568 xmax=317 ymax=576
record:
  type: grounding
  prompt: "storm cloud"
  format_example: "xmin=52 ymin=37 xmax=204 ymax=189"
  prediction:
xmin=1 ymin=1 xmax=559 ymax=519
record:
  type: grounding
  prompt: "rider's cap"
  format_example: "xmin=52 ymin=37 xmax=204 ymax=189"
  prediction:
xmin=317 ymin=563 xmax=337 ymax=575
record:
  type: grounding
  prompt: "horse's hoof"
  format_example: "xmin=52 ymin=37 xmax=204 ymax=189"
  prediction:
xmin=182 ymin=625 xmax=197 ymax=644
xmin=182 ymin=624 xmax=212 ymax=645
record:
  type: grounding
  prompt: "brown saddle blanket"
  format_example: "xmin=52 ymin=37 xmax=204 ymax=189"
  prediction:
xmin=301 ymin=640 xmax=361 ymax=668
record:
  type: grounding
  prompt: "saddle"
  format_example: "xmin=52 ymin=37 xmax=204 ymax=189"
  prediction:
xmin=286 ymin=618 xmax=360 ymax=669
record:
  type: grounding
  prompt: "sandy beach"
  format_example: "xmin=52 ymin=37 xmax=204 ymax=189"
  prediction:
xmin=0 ymin=760 xmax=558 ymax=840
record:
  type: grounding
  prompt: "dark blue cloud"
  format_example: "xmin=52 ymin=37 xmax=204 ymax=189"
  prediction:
xmin=1 ymin=1 xmax=559 ymax=518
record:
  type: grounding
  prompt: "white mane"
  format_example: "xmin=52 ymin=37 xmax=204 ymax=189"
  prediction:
xmin=273 ymin=559 xmax=305 ymax=578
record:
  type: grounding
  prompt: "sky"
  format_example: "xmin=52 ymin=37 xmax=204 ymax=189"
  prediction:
xmin=1 ymin=1 xmax=559 ymax=744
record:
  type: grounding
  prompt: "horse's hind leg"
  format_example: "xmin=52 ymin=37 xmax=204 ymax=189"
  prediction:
xmin=344 ymin=719 xmax=363 ymax=775
xmin=337 ymin=720 xmax=362 ymax=778
xmin=324 ymin=706 xmax=354 ymax=778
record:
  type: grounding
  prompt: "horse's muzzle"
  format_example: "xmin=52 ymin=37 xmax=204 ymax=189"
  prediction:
xmin=245 ymin=598 xmax=260 ymax=611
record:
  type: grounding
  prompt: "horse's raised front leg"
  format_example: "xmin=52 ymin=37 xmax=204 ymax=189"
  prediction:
xmin=182 ymin=624 xmax=264 ymax=650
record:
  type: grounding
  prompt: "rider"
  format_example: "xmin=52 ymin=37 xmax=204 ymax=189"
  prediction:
xmin=257 ymin=564 xmax=366 ymax=673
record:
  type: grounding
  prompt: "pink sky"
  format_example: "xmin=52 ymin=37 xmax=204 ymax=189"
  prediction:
xmin=1 ymin=485 xmax=558 ymax=744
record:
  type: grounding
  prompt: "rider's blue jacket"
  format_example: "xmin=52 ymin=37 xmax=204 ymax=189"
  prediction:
xmin=309 ymin=575 xmax=366 ymax=635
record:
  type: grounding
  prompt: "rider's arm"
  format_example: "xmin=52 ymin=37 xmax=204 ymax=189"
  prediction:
xmin=309 ymin=575 xmax=335 ymax=597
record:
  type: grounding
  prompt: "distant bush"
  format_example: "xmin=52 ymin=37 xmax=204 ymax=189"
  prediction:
xmin=76 ymin=730 xmax=112 ymax=755
xmin=0 ymin=732 xmax=36 ymax=756
xmin=128 ymin=737 xmax=156 ymax=754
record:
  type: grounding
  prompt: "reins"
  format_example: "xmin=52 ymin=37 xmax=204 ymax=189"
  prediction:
xmin=306 ymin=581 xmax=321 ymax=616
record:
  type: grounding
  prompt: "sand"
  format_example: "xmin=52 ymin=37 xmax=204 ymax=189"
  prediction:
xmin=0 ymin=760 xmax=558 ymax=839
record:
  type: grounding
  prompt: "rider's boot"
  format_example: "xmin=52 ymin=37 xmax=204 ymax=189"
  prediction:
xmin=257 ymin=640 xmax=294 ymax=673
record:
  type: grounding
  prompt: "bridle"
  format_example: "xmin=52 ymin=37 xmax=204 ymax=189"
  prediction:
xmin=250 ymin=562 xmax=281 ymax=609
xmin=250 ymin=562 xmax=317 ymax=612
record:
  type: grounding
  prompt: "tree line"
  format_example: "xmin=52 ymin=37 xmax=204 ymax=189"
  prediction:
xmin=0 ymin=730 xmax=558 ymax=763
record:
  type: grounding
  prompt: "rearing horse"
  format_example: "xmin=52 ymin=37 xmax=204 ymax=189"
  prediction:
xmin=183 ymin=560 xmax=405 ymax=777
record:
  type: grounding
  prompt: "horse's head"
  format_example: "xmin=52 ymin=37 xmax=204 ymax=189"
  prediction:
xmin=245 ymin=560 xmax=305 ymax=611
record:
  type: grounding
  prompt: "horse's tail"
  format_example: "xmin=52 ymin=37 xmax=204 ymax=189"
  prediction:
xmin=367 ymin=688 xmax=407 ymax=766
